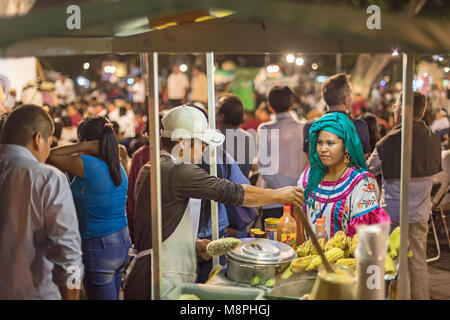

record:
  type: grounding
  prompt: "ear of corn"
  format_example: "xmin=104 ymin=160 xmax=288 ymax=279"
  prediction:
xmin=291 ymin=255 xmax=318 ymax=273
xmin=324 ymin=238 xmax=336 ymax=251
xmin=305 ymin=255 xmax=323 ymax=271
xmin=388 ymin=227 xmax=401 ymax=258
xmin=345 ymin=236 xmax=353 ymax=250
xmin=281 ymin=266 xmax=293 ymax=279
xmin=311 ymin=238 xmax=326 ymax=255
xmin=325 ymin=247 xmax=345 ymax=263
xmin=331 ymin=231 xmax=347 ymax=249
xmin=335 ymin=258 xmax=356 ymax=268
xmin=296 ymin=240 xmax=313 ymax=257
xmin=385 ymin=255 xmax=395 ymax=275
xmin=333 ymin=231 xmax=347 ymax=242
xmin=348 ymin=234 xmax=358 ymax=256
xmin=344 ymin=249 xmax=351 ymax=258
xmin=206 ymin=238 xmax=241 ymax=256
xmin=305 ymin=248 xmax=345 ymax=271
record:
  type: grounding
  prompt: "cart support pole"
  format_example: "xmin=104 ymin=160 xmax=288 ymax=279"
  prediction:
xmin=398 ymin=53 xmax=414 ymax=300
xmin=142 ymin=52 xmax=162 ymax=299
xmin=206 ymin=52 xmax=220 ymax=267
xmin=336 ymin=54 xmax=342 ymax=73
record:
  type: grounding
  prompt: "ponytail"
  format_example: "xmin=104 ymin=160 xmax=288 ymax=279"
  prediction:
xmin=99 ymin=123 xmax=123 ymax=186
xmin=78 ymin=116 xmax=123 ymax=186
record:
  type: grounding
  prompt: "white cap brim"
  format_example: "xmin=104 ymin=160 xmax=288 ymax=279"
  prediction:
xmin=199 ymin=128 xmax=225 ymax=147
xmin=160 ymin=128 xmax=225 ymax=147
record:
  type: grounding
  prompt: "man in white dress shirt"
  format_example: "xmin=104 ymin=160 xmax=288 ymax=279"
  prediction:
xmin=0 ymin=104 xmax=83 ymax=300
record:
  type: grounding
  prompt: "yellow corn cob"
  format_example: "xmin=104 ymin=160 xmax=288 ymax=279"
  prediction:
xmin=335 ymin=258 xmax=356 ymax=268
xmin=305 ymin=248 xmax=345 ymax=271
xmin=343 ymin=237 xmax=352 ymax=257
xmin=291 ymin=255 xmax=318 ymax=273
xmin=345 ymin=236 xmax=353 ymax=250
xmin=281 ymin=266 xmax=293 ymax=280
xmin=352 ymin=234 xmax=359 ymax=245
xmin=333 ymin=231 xmax=347 ymax=243
xmin=385 ymin=255 xmax=395 ymax=275
xmin=388 ymin=227 xmax=401 ymax=258
xmin=324 ymin=238 xmax=336 ymax=251
xmin=305 ymin=256 xmax=322 ymax=271
xmin=332 ymin=231 xmax=347 ymax=249
xmin=207 ymin=238 xmax=241 ymax=256
xmin=296 ymin=240 xmax=313 ymax=257
xmin=325 ymin=247 xmax=345 ymax=263
xmin=347 ymin=234 xmax=359 ymax=257
xmin=311 ymin=238 xmax=326 ymax=255
xmin=344 ymin=249 xmax=351 ymax=258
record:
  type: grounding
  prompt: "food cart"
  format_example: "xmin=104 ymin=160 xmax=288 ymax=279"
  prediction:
xmin=1 ymin=0 xmax=449 ymax=300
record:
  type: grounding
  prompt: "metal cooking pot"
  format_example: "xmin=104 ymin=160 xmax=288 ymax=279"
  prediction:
xmin=225 ymin=238 xmax=296 ymax=284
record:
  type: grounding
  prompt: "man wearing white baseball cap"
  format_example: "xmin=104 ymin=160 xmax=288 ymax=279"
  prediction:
xmin=124 ymin=105 xmax=304 ymax=299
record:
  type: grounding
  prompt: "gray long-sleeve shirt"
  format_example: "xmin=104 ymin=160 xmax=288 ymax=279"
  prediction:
xmin=0 ymin=145 xmax=83 ymax=299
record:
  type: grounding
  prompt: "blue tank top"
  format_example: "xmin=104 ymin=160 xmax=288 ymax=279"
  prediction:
xmin=71 ymin=155 xmax=128 ymax=239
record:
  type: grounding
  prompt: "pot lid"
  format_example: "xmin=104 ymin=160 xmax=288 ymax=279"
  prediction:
xmin=226 ymin=238 xmax=296 ymax=265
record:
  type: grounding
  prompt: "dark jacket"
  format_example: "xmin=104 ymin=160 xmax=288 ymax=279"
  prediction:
xmin=376 ymin=121 xmax=442 ymax=180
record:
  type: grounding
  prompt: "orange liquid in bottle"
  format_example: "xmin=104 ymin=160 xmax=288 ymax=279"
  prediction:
xmin=277 ymin=204 xmax=297 ymax=248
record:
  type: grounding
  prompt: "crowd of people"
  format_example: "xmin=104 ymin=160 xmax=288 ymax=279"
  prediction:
xmin=0 ymin=64 xmax=449 ymax=300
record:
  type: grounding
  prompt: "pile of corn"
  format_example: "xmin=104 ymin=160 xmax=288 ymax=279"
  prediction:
xmin=283 ymin=227 xmax=410 ymax=279
xmin=289 ymin=231 xmax=355 ymax=273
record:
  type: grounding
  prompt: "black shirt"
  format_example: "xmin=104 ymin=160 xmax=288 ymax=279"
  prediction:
xmin=124 ymin=154 xmax=244 ymax=300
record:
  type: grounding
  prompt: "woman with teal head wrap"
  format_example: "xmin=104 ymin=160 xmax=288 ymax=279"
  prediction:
xmin=297 ymin=112 xmax=390 ymax=237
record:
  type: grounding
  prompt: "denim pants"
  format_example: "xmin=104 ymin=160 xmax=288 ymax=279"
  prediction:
xmin=82 ymin=226 xmax=132 ymax=300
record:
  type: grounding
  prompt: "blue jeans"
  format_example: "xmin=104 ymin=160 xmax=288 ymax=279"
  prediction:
xmin=81 ymin=226 xmax=132 ymax=300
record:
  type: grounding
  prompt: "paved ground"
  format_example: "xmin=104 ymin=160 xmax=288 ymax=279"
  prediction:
xmin=427 ymin=216 xmax=450 ymax=300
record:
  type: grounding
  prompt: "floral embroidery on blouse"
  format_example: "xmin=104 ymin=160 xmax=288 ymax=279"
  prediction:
xmin=297 ymin=166 xmax=382 ymax=236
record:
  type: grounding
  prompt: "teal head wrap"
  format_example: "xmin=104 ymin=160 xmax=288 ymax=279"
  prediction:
xmin=304 ymin=112 xmax=367 ymax=201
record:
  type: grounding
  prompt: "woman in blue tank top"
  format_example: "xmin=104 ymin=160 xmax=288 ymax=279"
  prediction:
xmin=48 ymin=116 xmax=131 ymax=300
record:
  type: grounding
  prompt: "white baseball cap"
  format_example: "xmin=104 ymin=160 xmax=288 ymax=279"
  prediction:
xmin=160 ymin=105 xmax=225 ymax=147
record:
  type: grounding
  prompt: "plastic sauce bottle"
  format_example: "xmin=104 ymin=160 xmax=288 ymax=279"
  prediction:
xmin=314 ymin=217 xmax=328 ymax=241
xmin=277 ymin=204 xmax=297 ymax=248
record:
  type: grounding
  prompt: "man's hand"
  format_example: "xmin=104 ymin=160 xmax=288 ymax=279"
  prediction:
xmin=224 ymin=227 xmax=238 ymax=238
xmin=274 ymin=186 xmax=304 ymax=207
xmin=196 ymin=239 xmax=212 ymax=261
